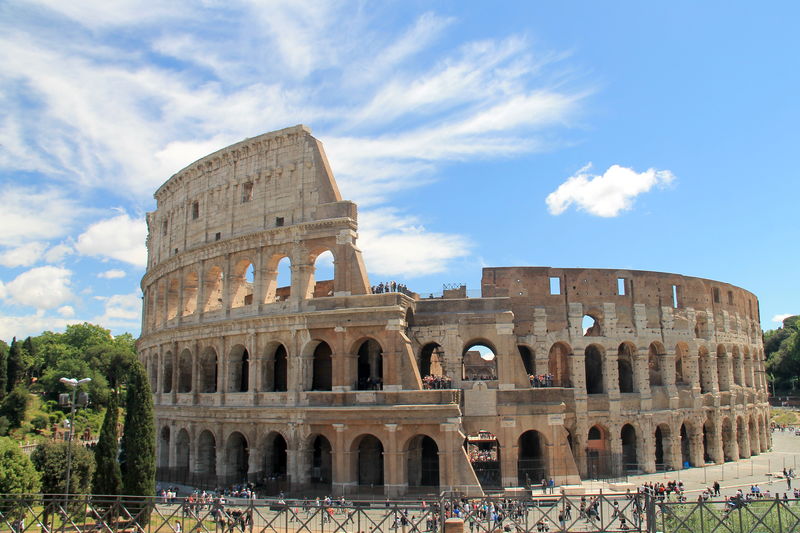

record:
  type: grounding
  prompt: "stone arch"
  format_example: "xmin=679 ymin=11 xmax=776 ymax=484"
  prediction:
xmin=182 ymin=271 xmax=198 ymax=315
xmin=617 ymin=342 xmax=636 ymax=393
xmin=721 ymin=417 xmax=736 ymax=461
xmin=654 ymin=423 xmax=673 ymax=470
xmin=230 ymin=258 xmax=255 ymax=308
xmin=582 ymin=309 xmax=603 ymax=336
xmin=462 ymin=340 xmax=498 ymax=381
xmin=586 ymin=424 xmax=611 ymax=478
xmin=621 ymin=423 xmax=638 ymax=472
xmin=548 ymin=342 xmax=572 ymax=387
xmin=177 ymin=349 xmax=192 ymax=393
xmin=197 ymin=430 xmax=217 ymax=476
xmin=166 ymin=278 xmax=180 ymax=321
xmin=227 ymin=344 xmax=250 ymax=392
xmin=355 ymin=338 xmax=383 ymax=390
xmin=310 ymin=249 xmax=336 ymax=298
xmin=694 ymin=312 xmax=709 ymax=339
xmin=517 ymin=430 xmax=548 ymax=486
xmin=199 ymin=347 xmax=218 ymax=393
xmin=309 ymin=434 xmax=332 ymax=487
xmin=731 ymin=346 xmax=743 ymax=387
xmin=162 ymin=351 xmax=173 ymax=393
xmin=703 ymin=417 xmax=717 ymax=463
xmin=310 ymin=340 xmax=333 ymax=391
xmin=352 ymin=434 xmax=384 ymax=486
xmin=406 ymin=434 xmax=440 ymax=488
xmin=265 ymin=253 xmax=292 ymax=303
xmin=262 ymin=431 xmax=288 ymax=483
xmin=675 ymin=342 xmax=689 ymax=385
xmin=717 ymin=345 xmax=730 ymax=392
xmin=202 ymin=265 xmax=224 ymax=312
xmin=518 ymin=345 xmax=535 ymax=376
xmin=159 ymin=426 xmax=170 ymax=467
xmin=699 ymin=346 xmax=713 ymax=393
xmin=648 ymin=341 xmax=665 ymax=387
xmin=224 ymin=431 xmax=249 ymax=483
xmin=679 ymin=422 xmax=691 ymax=467
xmin=271 ymin=343 xmax=289 ymax=392
xmin=176 ymin=428 xmax=190 ymax=475
xmin=419 ymin=342 xmax=444 ymax=379
xmin=584 ymin=344 xmax=605 ymax=394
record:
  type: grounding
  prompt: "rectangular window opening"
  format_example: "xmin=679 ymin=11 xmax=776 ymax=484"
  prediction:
xmin=241 ymin=182 xmax=253 ymax=203
xmin=713 ymin=287 xmax=720 ymax=303
xmin=617 ymin=278 xmax=626 ymax=296
xmin=215 ymin=232 xmax=221 ymax=241
xmin=549 ymin=277 xmax=561 ymax=295
xmin=672 ymin=284 xmax=679 ymax=308
xmin=162 ymin=220 xmax=168 ymax=236
xmin=192 ymin=201 xmax=199 ymax=220
xmin=727 ymin=290 xmax=734 ymax=305
xmin=275 ymin=217 xmax=284 ymax=227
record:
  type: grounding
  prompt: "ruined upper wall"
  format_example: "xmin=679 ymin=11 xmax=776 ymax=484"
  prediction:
xmin=146 ymin=125 xmax=351 ymax=269
xmin=482 ymin=266 xmax=761 ymax=337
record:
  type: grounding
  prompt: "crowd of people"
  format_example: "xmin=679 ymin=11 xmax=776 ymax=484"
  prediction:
xmin=468 ymin=449 xmax=498 ymax=463
xmin=528 ymin=373 xmax=555 ymax=387
xmin=422 ymin=374 xmax=452 ymax=389
xmin=371 ymin=281 xmax=413 ymax=295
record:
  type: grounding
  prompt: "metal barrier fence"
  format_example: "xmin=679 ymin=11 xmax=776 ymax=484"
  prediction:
xmin=0 ymin=493 xmax=799 ymax=532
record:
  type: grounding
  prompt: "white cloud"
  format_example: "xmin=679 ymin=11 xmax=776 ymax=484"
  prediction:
xmin=0 ymin=242 xmax=47 ymax=267
xmin=0 ymin=314 xmax=83 ymax=342
xmin=98 ymin=269 xmax=126 ymax=279
xmin=93 ymin=291 xmax=142 ymax=328
xmin=44 ymin=243 xmax=74 ymax=263
xmin=58 ymin=305 xmax=75 ymax=317
xmin=546 ymin=163 xmax=675 ymax=217
xmin=358 ymin=209 xmax=471 ymax=277
xmin=0 ymin=185 xmax=86 ymax=246
xmin=75 ymin=214 xmax=147 ymax=267
xmin=1 ymin=266 xmax=74 ymax=310
xmin=772 ymin=314 xmax=793 ymax=325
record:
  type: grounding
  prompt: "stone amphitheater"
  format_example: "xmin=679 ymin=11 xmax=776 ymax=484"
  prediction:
xmin=139 ymin=125 xmax=770 ymax=497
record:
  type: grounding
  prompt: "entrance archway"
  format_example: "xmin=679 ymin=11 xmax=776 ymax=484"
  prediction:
xmin=585 ymin=345 xmax=604 ymax=394
xmin=357 ymin=339 xmax=383 ymax=390
xmin=517 ymin=430 xmax=547 ymax=486
xmin=407 ymin=435 xmax=439 ymax=488
xmin=310 ymin=435 xmax=332 ymax=487
xmin=621 ymin=424 xmax=638 ymax=472
xmin=654 ymin=424 xmax=672 ymax=470
xmin=225 ymin=432 xmax=249 ymax=484
xmin=355 ymin=435 xmax=384 ymax=486
xmin=311 ymin=341 xmax=332 ymax=391
xmin=618 ymin=343 xmax=635 ymax=393
xmin=586 ymin=425 xmax=611 ymax=478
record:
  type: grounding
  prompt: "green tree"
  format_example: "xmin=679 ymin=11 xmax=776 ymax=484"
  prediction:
xmin=0 ymin=341 xmax=8 ymax=401
xmin=0 ymin=385 xmax=30 ymax=428
xmin=764 ymin=315 xmax=800 ymax=392
xmin=0 ymin=437 xmax=41 ymax=513
xmin=22 ymin=336 xmax=36 ymax=379
xmin=120 ymin=361 xmax=155 ymax=497
xmin=31 ymin=440 xmax=96 ymax=495
xmin=92 ymin=391 xmax=122 ymax=496
xmin=6 ymin=338 xmax=26 ymax=392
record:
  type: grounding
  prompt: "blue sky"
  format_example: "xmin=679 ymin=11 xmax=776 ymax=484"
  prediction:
xmin=0 ymin=1 xmax=797 ymax=340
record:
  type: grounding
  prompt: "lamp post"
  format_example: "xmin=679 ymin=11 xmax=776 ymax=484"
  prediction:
xmin=59 ymin=377 xmax=91 ymax=500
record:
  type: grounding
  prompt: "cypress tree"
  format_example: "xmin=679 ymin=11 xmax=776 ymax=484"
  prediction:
xmin=120 ymin=361 xmax=155 ymax=500
xmin=6 ymin=338 xmax=23 ymax=392
xmin=92 ymin=390 xmax=122 ymax=496
xmin=0 ymin=342 xmax=7 ymax=401
xmin=22 ymin=337 xmax=35 ymax=380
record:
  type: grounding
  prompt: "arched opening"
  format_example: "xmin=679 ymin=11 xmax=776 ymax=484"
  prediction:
xmin=159 ymin=426 xmax=170 ymax=467
xmin=176 ymin=429 xmax=190 ymax=477
xmin=699 ymin=346 xmax=712 ymax=393
xmin=310 ymin=435 xmax=332 ymax=487
xmin=311 ymin=341 xmax=333 ymax=391
xmin=225 ymin=432 xmax=249 ymax=484
xmin=419 ymin=343 xmax=446 ymax=388
xmin=586 ymin=425 xmax=611 ymax=478
xmin=680 ymin=423 xmax=691 ymax=467
xmin=744 ymin=349 xmax=753 ymax=387
xmin=617 ymin=343 xmax=635 ymax=393
xmin=465 ymin=431 xmax=501 ymax=489
xmin=199 ymin=348 xmax=218 ymax=393
xmin=703 ymin=419 xmax=715 ymax=463
xmin=548 ymin=342 xmax=572 ymax=387
xmin=518 ymin=345 xmax=535 ymax=375
xmin=654 ymin=424 xmax=672 ymax=471
xmin=202 ymin=266 xmax=224 ymax=312
xmin=356 ymin=339 xmax=383 ymax=390
xmin=155 ymin=283 xmax=166 ymax=325
xmin=311 ymin=250 xmax=335 ymax=298
xmin=621 ymin=424 xmax=638 ymax=473
xmin=231 ymin=260 xmax=255 ymax=308
xmin=721 ymin=418 xmax=735 ymax=462
xmin=732 ymin=347 xmax=743 ymax=387
xmin=648 ymin=342 xmax=665 ymax=387
xmin=197 ymin=430 xmax=216 ymax=477
xmin=407 ymin=435 xmax=439 ymax=488
xmin=582 ymin=314 xmax=601 ymax=336
xmin=182 ymin=271 xmax=198 ymax=316
xmin=736 ymin=417 xmax=748 ymax=458
xmin=675 ymin=343 xmax=688 ymax=385
xmin=166 ymin=278 xmax=179 ymax=321
xmin=178 ymin=349 xmax=192 ymax=393
xmin=263 ymin=432 xmax=288 ymax=494
xmin=517 ymin=430 xmax=548 ymax=486
xmin=355 ymin=435 xmax=384 ymax=486
xmin=274 ymin=256 xmax=292 ymax=302
xmin=148 ymin=357 xmax=158 ymax=390
xmin=717 ymin=346 xmax=730 ymax=392
xmin=584 ymin=345 xmax=604 ymax=394
xmin=228 ymin=345 xmax=250 ymax=392
xmin=162 ymin=352 xmax=173 ymax=393
xmin=463 ymin=341 xmax=497 ymax=381
xmin=273 ymin=345 xmax=288 ymax=392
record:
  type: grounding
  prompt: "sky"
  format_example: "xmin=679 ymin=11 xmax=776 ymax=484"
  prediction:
xmin=0 ymin=1 xmax=798 ymax=341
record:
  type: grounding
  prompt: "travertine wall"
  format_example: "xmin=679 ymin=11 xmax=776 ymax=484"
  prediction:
xmin=140 ymin=126 xmax=769 ymax=497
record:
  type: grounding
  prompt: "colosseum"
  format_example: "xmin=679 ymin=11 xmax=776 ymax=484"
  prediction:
xmin=139 ymin=125 xmax=771 ymax=497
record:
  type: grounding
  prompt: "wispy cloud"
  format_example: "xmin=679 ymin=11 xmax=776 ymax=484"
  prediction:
xmin=75 ymin=213 xmax=147 ymax=267
xmin=546 ymin=163 xmax=675 ymax=217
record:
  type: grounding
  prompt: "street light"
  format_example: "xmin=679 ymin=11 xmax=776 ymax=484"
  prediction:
xmin=59 ymin=377 xmax=91 ymax=501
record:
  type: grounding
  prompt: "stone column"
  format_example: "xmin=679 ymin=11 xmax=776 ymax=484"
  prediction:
xmin=383 ymin=424 xmax=404 ymax=497
xmin=689 ymin=423 xmax=705 ymax=467
xmin=332 ymin=424 xmax=352 ymax=495
xmin=291 ymin=263 xmax=314 ymax=300
xmin=571 ymin=355 xmax=586 ymax=394
xmin=573 ymin=421 xmax=588 ymax=478
xmin=605 ymin=351 xmax=620 ymax=398
xmin=668 ymin=425 xmax=683 ymax=471
xmin=739 ymin=421 xmax=751 ymax=459
xmin=197 ymin=261 xmax=207 ymax=315
xmin=500 ymin=418 xmax=517 ymax=488
xmin=608 ymin=422 xmax=623 ymax=477
xmin=168 ymin=423 xmax=178 ymax=469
